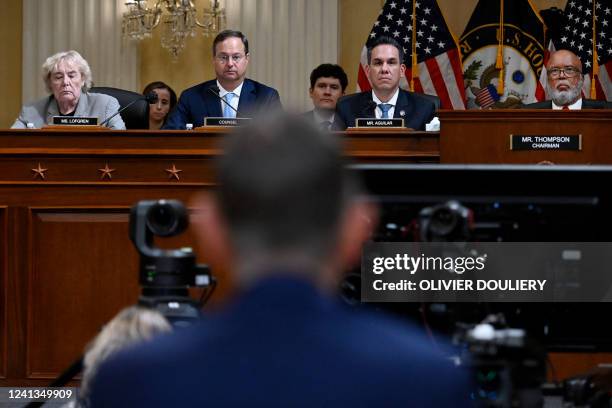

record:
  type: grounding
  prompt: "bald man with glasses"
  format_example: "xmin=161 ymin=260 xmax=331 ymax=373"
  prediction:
xmin=524 ymin=49 xmax=612 ymax=110
xmin=164 ymin=29 xmax=282 ymax=129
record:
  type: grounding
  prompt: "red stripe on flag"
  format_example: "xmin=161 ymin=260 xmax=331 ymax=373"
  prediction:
xmin=357 ymin=64 xmax=371 ymax=92
xmin=447 ymin=48 xmax=467 ymax=104
xmin=404 ymin=69 xmax=425 ymax=94
xmin=594 ymin=75 xmax=605 ymax=100
xmin=424 ymin=58 xmax=452 ymax=109
xmin=414 ymin=76 xmax=425 ymax=94
xmin=535 ymin=82 xmax=545 ymax=102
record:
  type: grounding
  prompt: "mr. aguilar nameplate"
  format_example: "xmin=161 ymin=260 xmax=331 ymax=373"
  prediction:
xmin=356 ymin=118 xmax=405 ymax=128
xmin=510 ymin=135 xmax=582 ymax=151
xmin=52 ymin=116 xmax=98 ymax=126
xmin=204 ymin=117 xmax=251 ymax=127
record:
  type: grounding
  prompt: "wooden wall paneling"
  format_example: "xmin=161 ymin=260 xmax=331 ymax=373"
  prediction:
xmin=6 ymin=206 xmax=29 ymax=385
xmin=26 ymin=207 xmax=140 ymax=379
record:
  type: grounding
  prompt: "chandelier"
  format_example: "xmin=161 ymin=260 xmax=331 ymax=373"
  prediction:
xmin=122 ymin=0 xmax=226 ymax=58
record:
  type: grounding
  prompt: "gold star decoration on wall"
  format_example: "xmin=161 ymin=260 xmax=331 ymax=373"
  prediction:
xmin=31 ymin=163 xmax=48 ymax=180
xmin=98 ymin=163 xmax=116 ymax=180
xmin=165 ymin=164 xmax=183 ymax=181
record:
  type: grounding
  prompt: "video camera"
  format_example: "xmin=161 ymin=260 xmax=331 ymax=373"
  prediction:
xmin=129 ymin=199 xmax=214 ymax=327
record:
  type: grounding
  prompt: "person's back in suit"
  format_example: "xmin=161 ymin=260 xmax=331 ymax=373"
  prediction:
xmin=89 ymin=114 xmax=472 ymax=407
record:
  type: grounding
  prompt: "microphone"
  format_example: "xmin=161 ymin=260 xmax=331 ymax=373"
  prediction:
xmin=99 ymin=92 xmax=158 ymax=127
xmin=208 ymin=86 xmax=239 ymax=116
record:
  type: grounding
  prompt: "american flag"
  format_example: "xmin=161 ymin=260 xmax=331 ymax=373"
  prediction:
xmin=356 ymin=0 xmax=466 ymax=109
xmin=554 ymin=0 xmax=612 ymax=100
xmin=475 ymin=84 xmax=500 ymax=109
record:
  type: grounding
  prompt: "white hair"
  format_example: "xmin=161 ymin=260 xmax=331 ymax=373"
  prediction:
xmin=79 ymin=306 xmax=172 ymax=401
xmin=41 ymin=50 xmax=93 ymax=93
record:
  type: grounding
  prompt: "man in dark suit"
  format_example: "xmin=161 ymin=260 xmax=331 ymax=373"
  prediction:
xmin=524 ymin=49 xmax=612 ymax=110
xmin=89 ymin=115 xmax=472 ymax=407
xmin=336 ymin=36 xmax=438 ymax=130
xmin=163 ymin=30 xmax=282 ymax=129
xmin=303 ymin=63 xmax=348 ymax=131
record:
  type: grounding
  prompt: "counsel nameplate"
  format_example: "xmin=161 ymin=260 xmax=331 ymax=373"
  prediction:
xmin=204 ymin=117 xmax=251 ymax=127
xmin=510 ymin=135 xmax=582 ymax=151
xmin=356 ymin=118 xmax=404 ymax=128
xmin=52 ymin=116 xmax=98 ymax=126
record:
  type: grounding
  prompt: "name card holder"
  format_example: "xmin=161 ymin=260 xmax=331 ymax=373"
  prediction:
xmin=203 ymin=117 xmax=251 ymax=127
xmin=52 ymin=116 xmax=99 ymax=126
xmin=346 ymin=118 xmax=413 ymax=133
xmin=510 ymin=134 xmax=582 ymax=151
xmin=43 ymin=116 xmax=105 ymax=130
xmin=355 ymin=118 xmax=405 ymax=128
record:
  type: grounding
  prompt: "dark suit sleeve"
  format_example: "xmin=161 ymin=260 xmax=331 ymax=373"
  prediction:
xmin=335 ymin=99 xmax=351 ymax=130
xmin=163 ymin=92 xmax=191 ymax=130
xmin=264 ymin=88 xmax=283 ymax=111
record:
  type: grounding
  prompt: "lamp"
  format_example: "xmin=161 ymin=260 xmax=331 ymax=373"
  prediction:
xmin=122 ymin=0 xmax=226 ymax=58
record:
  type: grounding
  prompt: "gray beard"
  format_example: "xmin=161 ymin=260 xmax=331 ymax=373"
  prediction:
xmin=549 ymin=78 xmax=583 ymax=106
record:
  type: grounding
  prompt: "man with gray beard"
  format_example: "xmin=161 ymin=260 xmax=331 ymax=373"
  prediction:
xmin=524 ymin=49 xmax=612 ymax=109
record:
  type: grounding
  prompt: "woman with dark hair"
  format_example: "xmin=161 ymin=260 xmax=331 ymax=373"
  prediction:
xmin=142 ymin=81 xmax=177 ymax=129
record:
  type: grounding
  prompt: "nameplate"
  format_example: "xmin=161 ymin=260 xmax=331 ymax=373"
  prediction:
xmin=204 ymin=117 xmax=251 ymax=127
xmin=52 ymin=116 xmax=98 ymax=126
xmin=356 ymin=118 xmax=404 ymax=128
xmin=510 ymin=135 xmax=582 ymax=151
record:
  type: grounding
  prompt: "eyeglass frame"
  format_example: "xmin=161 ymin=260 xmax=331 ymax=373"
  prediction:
xmin=215 ymin=53 xmax=248 ymax=64
xmin=547 ymin=66 xmax=582 ymax=79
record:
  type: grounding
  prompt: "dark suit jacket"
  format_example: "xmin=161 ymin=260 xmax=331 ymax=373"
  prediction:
xmin=163 ymin=78 xmax=282 ymax=129
xmin=336 ymin=89 xmax=438 ymax=131
xmin=523 ymin=99 xmax=612 ymax=109
xmin=302 ymin=110 xmax=345 ymax=131
xmin=89 ymin=276 xmax=472 ymax=407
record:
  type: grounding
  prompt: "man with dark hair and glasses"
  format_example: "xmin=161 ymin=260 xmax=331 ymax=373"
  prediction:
xmin=164 ymin=29 xmax=282 ymax=129
xmin=525 ymin=49 xmax=612 ymax=109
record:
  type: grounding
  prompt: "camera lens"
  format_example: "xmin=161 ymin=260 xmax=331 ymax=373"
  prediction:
xmin=430 ymin=207 xmax=458 ymax=237
xmin=146 ymin=200 xmax=187 ymax=237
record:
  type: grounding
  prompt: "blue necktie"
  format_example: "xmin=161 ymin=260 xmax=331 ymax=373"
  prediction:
xmin=379 ymin=103 xmax=392 ymax=119
xmin=223 ymin=92 xmax=236 ymax=118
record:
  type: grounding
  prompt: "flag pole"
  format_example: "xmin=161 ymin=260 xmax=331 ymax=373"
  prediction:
xmin=590 ymin=0 xmax=599 ymax=99
xmin=496 ymin=0 xmax=505 ymax=96
xmin=410 ymin=0 xmax=418 ymax=91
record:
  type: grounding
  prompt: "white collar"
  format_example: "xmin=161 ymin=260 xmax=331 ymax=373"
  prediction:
xmin=372 ymin=88 xmax=400 ymax=106
xmin=217 ymin=80 xmax=244 ymax=98
xmin=552 ymin=98 xmax=582 ymax=110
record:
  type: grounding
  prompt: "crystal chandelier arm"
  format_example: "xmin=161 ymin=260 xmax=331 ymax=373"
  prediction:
xmin=195 ymin=0 xmax=218 ymax=28
xmin=150 ymin=0 xmax=171 ymax=28
xmin=194 ymin=0 xmax=206 ymax=27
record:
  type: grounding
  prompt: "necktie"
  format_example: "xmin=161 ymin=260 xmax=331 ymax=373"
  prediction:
xmin=223 ymin=92 xmax=236 ymax=118
xmin=379 ymin=103 xmax=392 ymax=119
xmin=562 ymin=105 xmax=570 ymax=111
xmin=319 ymin=120 xmax=332 ymax=131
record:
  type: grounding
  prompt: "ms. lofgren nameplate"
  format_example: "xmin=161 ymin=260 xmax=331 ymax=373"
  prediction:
xmin=52 ymin=116 xmax=98 ymax=126
xmin=510 ymin=135 xmax=582 ymax=151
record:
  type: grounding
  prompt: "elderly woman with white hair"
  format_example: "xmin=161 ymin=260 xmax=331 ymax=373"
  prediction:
xmin=12 ymin=50 xmax=126 ymax=129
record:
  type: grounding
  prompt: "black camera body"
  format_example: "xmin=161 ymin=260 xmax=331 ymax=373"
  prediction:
xmin=129 ymin=199 xmax=212 ymax=326
xmin=418 ymin=200 xmax=473 ymax=242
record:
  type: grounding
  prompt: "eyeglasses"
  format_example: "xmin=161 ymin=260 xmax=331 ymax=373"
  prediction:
xmin=215 ymin=54 xmax=246 ymax=64
xmin=547 ymin=66 xmax=582 ymax=79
